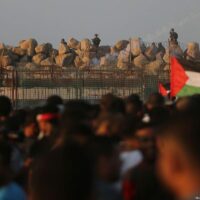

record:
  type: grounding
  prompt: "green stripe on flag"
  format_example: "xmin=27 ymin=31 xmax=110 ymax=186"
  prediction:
xmin=178 ymin=85 xmax=200 ymax=97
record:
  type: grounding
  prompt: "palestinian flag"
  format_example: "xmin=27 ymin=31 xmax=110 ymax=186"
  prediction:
xmin=159 ymin=83 xmax=168 ymax=97
xmin=171 ymin=57 xmax=200 ymax=97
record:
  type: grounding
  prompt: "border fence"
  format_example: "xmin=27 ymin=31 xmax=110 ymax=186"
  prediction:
xmin=0 ymin=68 xmax=170 ymax=108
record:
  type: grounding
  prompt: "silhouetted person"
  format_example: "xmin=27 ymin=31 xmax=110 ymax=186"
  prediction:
xmin=30 ymin=140 xmax=93 ymax=200
xmin=169 ymin=29 xmax=178 ymax=45
xmin=92 ymin=34 xmax=101 ymax=48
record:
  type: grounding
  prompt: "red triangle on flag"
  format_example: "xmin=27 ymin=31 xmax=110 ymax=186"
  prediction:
xmin=170 ymin=57 xmax=189 ymax=97
xmin=159 ymin=83 xmax=168 ymax=97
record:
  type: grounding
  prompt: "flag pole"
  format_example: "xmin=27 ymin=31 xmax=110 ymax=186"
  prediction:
xmin=168 ymin=37 xmax=172 ymax=100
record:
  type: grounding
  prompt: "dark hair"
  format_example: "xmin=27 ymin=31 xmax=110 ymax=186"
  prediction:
xmin=125 ymin=94 xmax=143 ymax=113
xmin=39 ymin=105 xmax=60 ymax=125
xmin=24 ymin=110 xmax=37 ymax=127
xmin=47 ymin=95 xmax=63 ymax=107
xmin=126 ymin=94 xmax=141 ymax=104
xmin=0 ymin=96 xmax=12 ymax=117
xmin=63 ymin=100 xmax=92 ymax=122
xmin=30 ymin=140 xmax=93 ymax=200
xmin=100 ymin=94 xmax=125 ymax=114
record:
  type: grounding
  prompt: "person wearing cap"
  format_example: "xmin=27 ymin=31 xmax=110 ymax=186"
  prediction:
xmin=33 ymin=106 xmax=61 ymax=157
xmin=36 ymin=106 xmax=60 ymax=140
xmin=169 ymin=28 xmax=178 ymax=45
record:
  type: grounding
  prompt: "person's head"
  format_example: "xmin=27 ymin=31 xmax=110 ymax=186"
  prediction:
xmin=171 ymin=28 xmax=174 ymax=32
xmin=30 ymin=140 xmax=93 ymax=200
xmin=100 ymin=94 xmax=125 ymax=114
xmin=91 ymin=137 xmax=121 ymax=183
xmin=125 ymin=94 xmax=143 ymax=118
xmin=157 ymin=113 xmax=200 ymax=199
xmin=95 ymin=34 xmax=98 ymax=37
xmin=63 ymin=100 xmax=93 ymax=125
xmin=100 ymin=93 xmax=116 ymax=113
xmin=47 ymin=95 xmax=63 ymax=107
xmin=0 ymin=96 xmax=12 ymax=120
xmin=175 ymin=96 xmax=190 ymax=112
xmin=176 ymin=95 xmax=200 ymax=114
xmin=37 ymin=105 xmax=60 ymax=136
xmin=146 ymin=93 xmax=165 ymax=111
xmin=134 ymin=123 xmax=156 ymax=163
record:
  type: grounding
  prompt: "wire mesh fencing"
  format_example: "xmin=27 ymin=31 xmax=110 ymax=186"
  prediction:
xmin=0 ymin=68 xmax=170 ymax=108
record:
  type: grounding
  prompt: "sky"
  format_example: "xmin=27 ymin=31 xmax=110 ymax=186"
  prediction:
xmin=0 ymin=0 xmax=200 ymax=47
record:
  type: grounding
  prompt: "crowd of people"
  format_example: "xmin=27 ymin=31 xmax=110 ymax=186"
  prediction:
xmin=0 ymin=93 xmax=200 ymax=200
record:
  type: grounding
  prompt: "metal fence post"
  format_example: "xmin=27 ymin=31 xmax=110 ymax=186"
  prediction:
xmin=15 ymin=70 xmax=18 ymax=109
xmin=75 ymin=69 xmax=78 ymax=99
xmin=11 ymin=69 xmax=15 ymax=108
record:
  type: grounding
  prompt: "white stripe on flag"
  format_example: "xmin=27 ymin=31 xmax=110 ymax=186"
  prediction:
xmin=186 ymin=71 xmax=200 ymax=87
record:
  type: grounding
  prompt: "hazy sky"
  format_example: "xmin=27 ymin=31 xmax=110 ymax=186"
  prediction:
xmin=0 ymin=0 xmax=200 ymax=47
